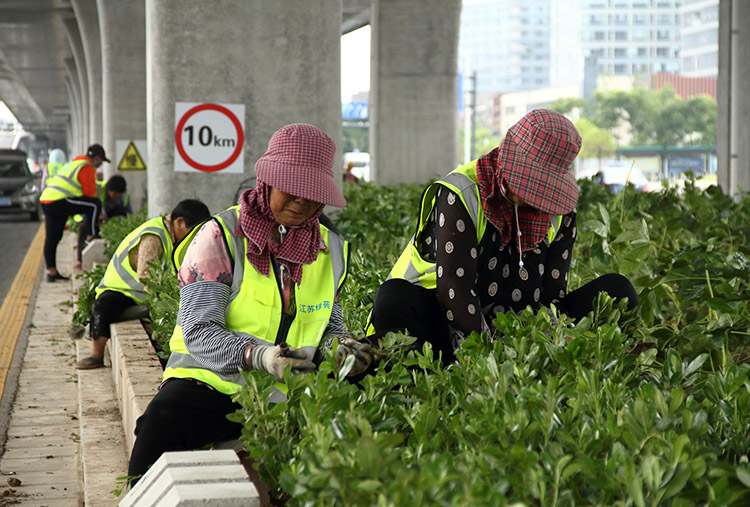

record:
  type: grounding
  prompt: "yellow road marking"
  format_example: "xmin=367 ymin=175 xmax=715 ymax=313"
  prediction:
xmin=0 ymin=224 xmax=45 ymax=401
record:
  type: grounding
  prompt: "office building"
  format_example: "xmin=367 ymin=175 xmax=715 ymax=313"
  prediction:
xmin=459 ymin=0 xmax=551 ymax=94
xmin=680 ymin=0 xmax=719 ymax=77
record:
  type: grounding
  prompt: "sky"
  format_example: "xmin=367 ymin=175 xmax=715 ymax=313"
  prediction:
xmin=0 ymin=101 xmax=15 ymax=122
xmin=340 ymin=25 xmax=371 ymax=103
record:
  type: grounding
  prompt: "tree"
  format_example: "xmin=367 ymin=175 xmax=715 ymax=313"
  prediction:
xmin=458 ymin=126 xmax=501 ymax=161
xmin=576 ymin=117 xmax=616 ymax=167
xmin=549 ymin=97 xmax=587 ymax=115
xmin=342 ymin=125 xmax=369 ymax=153
xmin=590 ymin=86 xmax=717 ymax=147
xmin=683 ymin=94 xmax=717 ymax=145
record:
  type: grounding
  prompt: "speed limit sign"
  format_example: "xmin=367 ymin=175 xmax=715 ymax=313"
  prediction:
xmin=174 ymin=102 xmax=245 ymax=173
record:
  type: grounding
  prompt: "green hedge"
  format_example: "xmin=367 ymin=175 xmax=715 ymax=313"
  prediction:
xmin=233 ymin=179 xmax=750 ymax=506
xmin=76 ymin=179 xmax=750 ymax=505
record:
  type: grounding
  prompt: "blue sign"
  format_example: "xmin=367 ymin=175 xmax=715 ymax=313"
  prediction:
xmin=342 ymin=102 xmax=368 ymax=120
xmin=667 ymin=156 xmax=704 ymax=175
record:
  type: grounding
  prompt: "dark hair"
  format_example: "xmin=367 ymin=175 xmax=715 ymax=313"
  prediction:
xmin=106 ymin=175 xmax=127 ymax=193
xmin=171 ymin=199 xmax=210 ymax=229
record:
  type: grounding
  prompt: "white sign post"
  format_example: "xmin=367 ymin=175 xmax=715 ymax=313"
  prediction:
xmin=174 ymin=102 xmax=245 ymax=173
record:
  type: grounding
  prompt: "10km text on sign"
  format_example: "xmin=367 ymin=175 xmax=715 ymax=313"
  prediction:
xmin=174 ymin=102 xmax=245 ymax=173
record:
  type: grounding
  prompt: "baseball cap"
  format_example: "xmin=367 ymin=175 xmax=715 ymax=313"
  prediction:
xmin=86 ymin=144 xmax=110 ymax=163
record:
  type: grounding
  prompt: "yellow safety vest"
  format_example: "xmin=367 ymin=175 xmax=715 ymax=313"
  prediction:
xmin=95 ymin=217 xmax=172 ymax=304
xmin=39 ymin=158 xmax=89 ymax=202
xmin=164 ymin=206 xmax=350 ymax=397
xmin=388 ymin=160 xmax=562 ymax=289
xmin=47 ymin=162 xmax=63 ymax=179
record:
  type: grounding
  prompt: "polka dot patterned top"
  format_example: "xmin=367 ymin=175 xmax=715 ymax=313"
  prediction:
xmin=417 ymin=186 xmax=577 ymax=337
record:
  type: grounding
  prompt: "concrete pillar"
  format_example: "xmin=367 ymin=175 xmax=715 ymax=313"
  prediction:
xmin=71 ymin=0 xmax=103 ymax=148
xmin=97 ymin=0 xmax=148 ymax=213
xmin=145 ymin=0 xmax=342 ymax=217
xmin=718 ymin=0 xmax=750 ymax=197
xmin=369 ymin=0 xmax=461 ymax=185
xmin=64 ymin=57 xmax=85 ymax=155
xmin=63 ymin=77 xmax=80 ymax=155
xmin=62 ymin=17 xmax=89 ymax=149
xmin=717 ymin=0 xmax=731 ymax=192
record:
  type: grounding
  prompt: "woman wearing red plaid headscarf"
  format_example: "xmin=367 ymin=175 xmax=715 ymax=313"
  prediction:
xmin=127 ymin=124 xmax=372 ymax=486
xmin=370 ymin=109 xmax=638 ymax=363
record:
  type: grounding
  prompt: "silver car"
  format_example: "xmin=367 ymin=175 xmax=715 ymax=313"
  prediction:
xmin=0 ymin=149 xmax=43 ymax=220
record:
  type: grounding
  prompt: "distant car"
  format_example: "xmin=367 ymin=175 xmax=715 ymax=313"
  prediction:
xmin=591 ymin=162 xmax=650 ymax=193
xmin=0 ymin=149 xmax=43 ymax=220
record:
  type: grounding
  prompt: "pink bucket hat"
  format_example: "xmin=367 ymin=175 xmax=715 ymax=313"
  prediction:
xmin=499 ymin=109 xmax=581 ymax=215
xmin=254 ymin=123 xmax=346 ymax=208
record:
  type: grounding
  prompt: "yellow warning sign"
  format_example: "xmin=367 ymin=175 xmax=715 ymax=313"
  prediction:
xmin=118 ymin=141 xmax=147 ymax=171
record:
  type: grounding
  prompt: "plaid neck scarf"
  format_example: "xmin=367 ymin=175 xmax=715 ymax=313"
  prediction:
xmin=475 ymin=148 xmax=552 ymax=252
xmin=237 ymin=181 xmax=323 ymax=287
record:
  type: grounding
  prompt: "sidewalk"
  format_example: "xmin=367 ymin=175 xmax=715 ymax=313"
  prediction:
xmin=0 ymin=231 xmax=128 ymax=506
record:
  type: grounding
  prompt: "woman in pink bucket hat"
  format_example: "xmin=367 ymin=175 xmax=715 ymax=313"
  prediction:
xmin=127 ymin=124 xmax=371 ymax=486
xmin=369 ymin=109 xmax=638 ymax=363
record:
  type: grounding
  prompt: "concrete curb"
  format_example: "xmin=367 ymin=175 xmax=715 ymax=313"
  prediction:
xmin=72 ymin=236 xmax=261 ymax=505
xmin=120 ymin=450 xmax=259 ymax=506
xmin=108 ymin=321 xmax=162 ymax=454
xmin=76 ymin=339 xmax=129 ymax=507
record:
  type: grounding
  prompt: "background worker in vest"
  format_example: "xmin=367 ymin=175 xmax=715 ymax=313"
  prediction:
xmin=368 ymin=109 xmax=638 ymax=363
xmin=42 ymin=148 xmax=67 ymax=191
xmin=76 ymin=198 xmax=210 ymax=369
xmin=39 ymin=143 xmax=109 ymax=282
xmin=75 ymin=174 xmax=134 ymax=270
xmin=126 ymin=123 xmax=371 ymax=486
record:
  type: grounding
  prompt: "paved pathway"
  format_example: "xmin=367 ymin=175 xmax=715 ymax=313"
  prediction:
xmin=0 ymin=231 xmax=128 ymax=506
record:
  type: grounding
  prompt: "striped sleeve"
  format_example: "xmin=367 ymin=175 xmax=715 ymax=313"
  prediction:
xmin=323 ymin=300 xmax=349 ymax=338
xmin=178 ymin=280 xmax=259 ymax=374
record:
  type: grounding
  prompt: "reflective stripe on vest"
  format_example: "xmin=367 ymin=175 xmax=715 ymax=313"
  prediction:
xmin=164 ymin=206 xmax=349 ymax=396
xmin=39 ymin=159 xmax=88 ymax=201
xmin=388 ymin=160 xmax=561 ymax=289
xmin=47 ymin=162 xmax=63 ymax=179
xmin=95 ymin=217 xmax=171 ymax=303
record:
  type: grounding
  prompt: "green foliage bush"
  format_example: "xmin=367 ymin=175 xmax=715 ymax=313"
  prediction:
xmin=141 ymin=256 xmax=180 ymax=359
xmin=334 ymin=180 xmax=426 ymax=334
xmin=231 ymin=179 xmax=750 ymax=506
xmin=72 ymin=263 xmax=107 ymax=326
xmin=75 ymin=178 xmax=750 ymax=505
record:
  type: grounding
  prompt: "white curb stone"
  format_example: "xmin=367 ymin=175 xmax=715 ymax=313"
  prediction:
xmin=120 ymin=449 xmax=258 ymax=506
xmin=82 ymin=237 xmax=108 ymax=270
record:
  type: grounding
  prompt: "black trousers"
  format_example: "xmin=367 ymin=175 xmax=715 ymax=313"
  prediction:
xmin=370 ymin=273 xmax=638 ymax=364
xmin=89 ymin=290 xmax=137 ymax=340
xmin=41 ymin=196 xmax=102 ymax=269
xmin=127 ymin=378 xmax=242 ymax=485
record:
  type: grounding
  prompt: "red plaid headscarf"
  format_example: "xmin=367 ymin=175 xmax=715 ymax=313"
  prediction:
xmin=499 ymin=109 xmax=581 ymax=215
xmin=237 ymin=181 xmax=323 ymax=287
xmin=475 ymin=110 xmax=581 ymax=252
xmin=476 ymin=148 xmax=551 ymax=252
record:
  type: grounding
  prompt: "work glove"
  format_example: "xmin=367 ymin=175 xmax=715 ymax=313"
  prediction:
xmin=245 ymin=342 xmax=316 ymax=382
xmin=336 ymin=336 xmax=373 ymax=377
